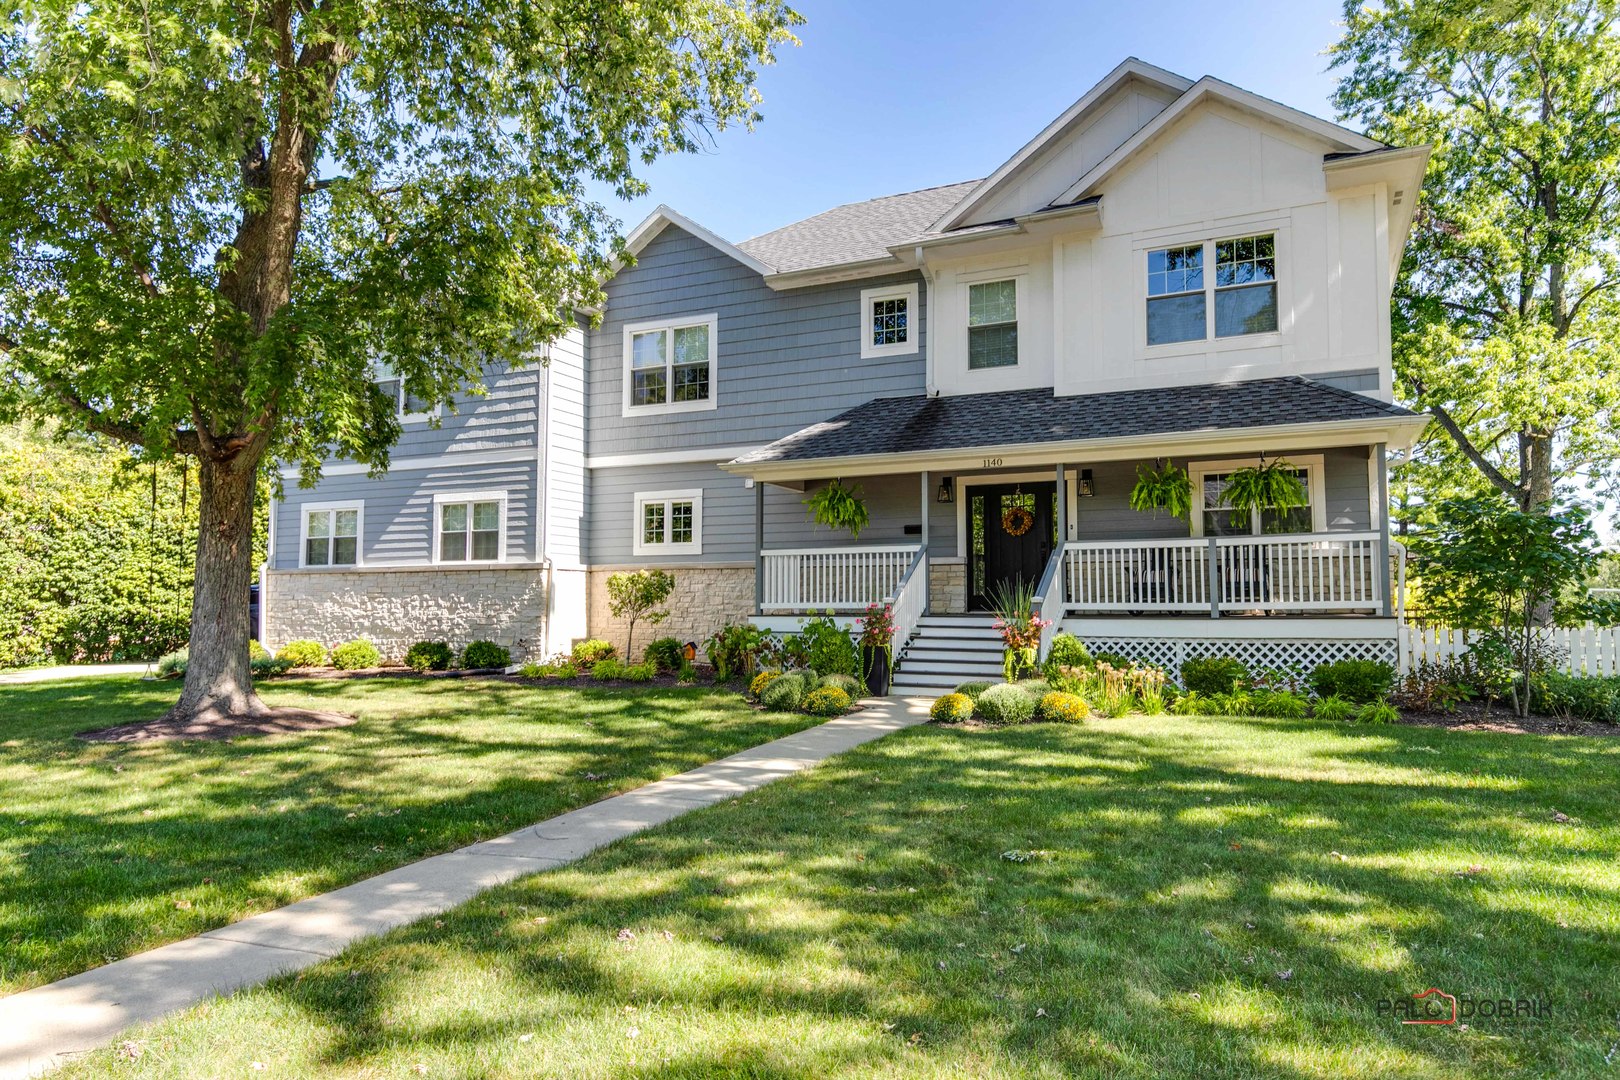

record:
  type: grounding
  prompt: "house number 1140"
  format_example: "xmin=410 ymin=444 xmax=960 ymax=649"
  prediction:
xmin=982 ymin=457 xmax=1003 ymax=468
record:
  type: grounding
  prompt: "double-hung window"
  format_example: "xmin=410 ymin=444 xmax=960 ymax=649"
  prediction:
xmin=435 ymin=492 xmax=504 ymax=562
xmin=967 ymin=279 xmax=1018 ymax=369
xmin=859 ymin=283 xmax=919 ymax=359
xmin=1190 ymin=458 xmax=1321 ymax=537
xmin=623 ymin=314 xmax=718 ymax=415
xmin=1146 ymin=233 xmax=1278 ymax=346
xmin=302 ymin=505 xmax=360 ymax=567
xmin=633 ymin=490 xmax=702 ymax=556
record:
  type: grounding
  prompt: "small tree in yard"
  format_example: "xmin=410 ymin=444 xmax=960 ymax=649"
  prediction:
xmin=1411 ymin=496 xmax=1617 ymax=715
xmin=0 ymin=1 xmax=798 ymax=723
xmin=606 ymin=570 xmax=675 ymax=662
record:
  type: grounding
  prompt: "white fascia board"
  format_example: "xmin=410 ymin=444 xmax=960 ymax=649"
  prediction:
xmin=1053 ymin=78 xmax=1384 ymax=207
xmin=721 ymin=414 xmax=1432 ymax=484
xmin=612 ymin=205 xmax=775 ymax=279
xmin=932 ymin=57 xmax=1195 ymax=233
xmin=585 ymin=445 xmax=761 ymax=470
xmin=278 ymin=446 xmax=535 ymax=480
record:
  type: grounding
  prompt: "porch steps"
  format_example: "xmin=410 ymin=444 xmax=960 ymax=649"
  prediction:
xmin=892 ymin=615 xmax=1006 ymax=694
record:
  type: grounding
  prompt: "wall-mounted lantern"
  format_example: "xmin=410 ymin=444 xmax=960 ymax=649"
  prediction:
xmin=936 ymin=476 xmax=955 ymax=504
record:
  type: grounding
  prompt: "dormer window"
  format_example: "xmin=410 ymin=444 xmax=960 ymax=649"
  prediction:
xmin=1146 ymin=234 xmax=1278 ymax=346
xmin=859 ymin=283 xmax=919 ymax=359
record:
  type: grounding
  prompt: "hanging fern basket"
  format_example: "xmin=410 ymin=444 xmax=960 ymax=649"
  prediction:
xmin=1128 ymin=461 xmax=1192 ymax=520
xmin=804 ymin=479 xmax=871 ymax=538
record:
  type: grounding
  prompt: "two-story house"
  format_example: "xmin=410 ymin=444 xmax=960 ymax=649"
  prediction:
xmin=262 ymin=58 xmax=1431 ymax=690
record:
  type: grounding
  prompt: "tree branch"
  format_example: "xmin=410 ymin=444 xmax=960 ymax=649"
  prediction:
xmin=1414 ymin=383 xmax=1523 ymax=501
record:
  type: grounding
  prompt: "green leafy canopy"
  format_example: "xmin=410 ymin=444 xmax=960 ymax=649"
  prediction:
xmin=1331 ymin=1 xmax=1620 ymax=514
xmin=0 ymin=0 xmax=801 ymax=481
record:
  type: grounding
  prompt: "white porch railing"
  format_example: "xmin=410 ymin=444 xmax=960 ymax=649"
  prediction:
xmin=888 ymin=549 xmax=929 ymax=661
xmin=1060 ymin=532 xmax=1384 ymax=615
xmin=760 ymin=544 xmax=919 ymax=611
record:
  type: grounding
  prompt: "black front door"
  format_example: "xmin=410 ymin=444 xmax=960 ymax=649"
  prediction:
xmin=968 ymin=482 xmax=1057 ymax=611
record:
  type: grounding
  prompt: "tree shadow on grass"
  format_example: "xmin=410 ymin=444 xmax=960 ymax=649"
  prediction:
xmin=0 ymin=677 xmax=814 ymax=992
xmin=144 ymin=716 xmax=1620 ymax=1080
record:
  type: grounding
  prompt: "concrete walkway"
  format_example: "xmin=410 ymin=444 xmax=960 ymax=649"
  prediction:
xmin=0 ymin=664 xmax=149 ymax=686
xmin=0 ymin=696 xmax=934 ymax=1079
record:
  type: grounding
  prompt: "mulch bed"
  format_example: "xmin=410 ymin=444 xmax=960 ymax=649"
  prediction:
xmin=1395 ymin=703 xmax=1620 ymax=737
xmin=78 ymin=707 xmax=356 ymax=743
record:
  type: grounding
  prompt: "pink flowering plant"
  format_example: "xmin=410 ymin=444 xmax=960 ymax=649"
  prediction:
xmin=857 ymin=602 xmax=896 ymax=649
xmin=989 ymin=580 xmax=1049 ymax=681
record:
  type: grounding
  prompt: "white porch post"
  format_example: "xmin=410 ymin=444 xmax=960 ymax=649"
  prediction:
xmin=754 ymin=481 xmax=764 ymax=616
xmin=1374 ymin=441 xmax=1392 ymax=617
xmin=1054 ymin=463 xmax=1067 ymax=547
xmin=920 ymin=470 xmax=930 ymax=614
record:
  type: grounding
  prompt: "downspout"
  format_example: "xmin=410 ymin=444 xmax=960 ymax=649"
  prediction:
xmin=535 ymin=350 xmax=553 ymax=657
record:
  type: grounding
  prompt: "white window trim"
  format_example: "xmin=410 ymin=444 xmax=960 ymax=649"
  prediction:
xmin=620 ymin=313 xmax=719 ymax=418
xmin=298 ymin=500 xmax=364 ymax=569
xmin=632 ymin=488 xmax=704 ymax=556
xmin=1136 ymin=222 xmax=1290 ymax=359
xmin=375 ymin=363 xmax=441 ymax=425
xmin=963 ymin=272 xmax=1023 ymax=372
xmin=859 ymin=282 xmax=920 ymax=360
xmin=431 ymin=489 xmax=509 ymax=564
xmin=1188 ymin=455 xmax=1327 ymax=537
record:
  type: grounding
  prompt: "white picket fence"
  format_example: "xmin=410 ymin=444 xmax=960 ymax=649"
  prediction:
xmin=1399 ymin=623 xmax=1620 ymax=676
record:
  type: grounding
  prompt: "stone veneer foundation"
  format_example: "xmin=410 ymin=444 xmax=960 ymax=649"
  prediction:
xmin=263 ymin=566 xmax=548 ymax=661
xmin=928 ymin=558 xmax=967 ymax=614
xmin=586 ymin=565 xmax=754 ymax=660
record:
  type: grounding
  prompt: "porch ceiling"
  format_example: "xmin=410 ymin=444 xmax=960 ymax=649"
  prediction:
xmin=722 ymin=376 xmax=1428 ymax=482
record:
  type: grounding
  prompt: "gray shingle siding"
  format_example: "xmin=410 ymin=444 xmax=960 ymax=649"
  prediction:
xmin=586 ymin=224 xmax=928 ymax=458
xmin=274 ymin=459 xmax=538 ymax=569
xmin=586 ymin=467 xmax=958 ymax=567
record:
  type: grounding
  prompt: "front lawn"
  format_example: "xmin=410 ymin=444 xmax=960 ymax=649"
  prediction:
xmin=0 ymin=676 xmax=816 ymax=993
xmin=58 ymin=713 xmax=1620 ymax=1079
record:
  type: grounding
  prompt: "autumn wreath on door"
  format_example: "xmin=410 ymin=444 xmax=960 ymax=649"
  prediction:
xmin=1000 ymin=487 xmax=1035 ymax=537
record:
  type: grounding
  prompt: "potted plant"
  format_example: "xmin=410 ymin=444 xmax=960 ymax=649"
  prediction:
xmin=804 ymin=479 xmax=870 ymax=537
xmin=1222 ymin=456 xmax=1307 ymax=531
xmin=1129 ymin=459 xmax=1192 ymax=519
xmin=856 ymin=602 xmax=895 ymax=696
xmin=989 ymin=580 xmax=1049 ymax=682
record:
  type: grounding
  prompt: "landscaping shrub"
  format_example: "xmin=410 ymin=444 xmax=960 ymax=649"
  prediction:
xmin=801 ymin=686 xmax=851 ymax=717
xmin=644 ymin=637 xmax=685 ymax=673
xmin=975 ymin=683 xmax=1037 ymax=725
xmin=250 ymin=656 xmax=293 ymax=677
xmin=1308 ymin=659 xmax=1395 ymax=704
xmin=760 ymin=672 xmax=810 ymax=712
xmin=330 ymin=638 xmax=381 ymax=671
xmin=1249 ymin=689 xmax=1309 ymax=719
xmin=461 ymin=640 xmax=511 ymax=670
xmin=748 ymin=670 xmax=780 ymax=701
xmin=1210 ymin=690 xmax=1254 ymax=717
xmin=1354 ymin=699 xmax=1401 ymax=724
xmin=815 ymin=673 xmax=863 ymax=698
xmin=1312 ymin=695 xmax=1355 ymax=722
xmin=798 ymin=615 xmax=860 ymax=678
xmin=571 ymin=639 xmax=617 ymax=665
xmin=404 ymin=641 xmax=453 ymax=673
xmin=1181 ymin=656 xmax=1251 ymax=695
xmin=1170 ymin=691 xmax=1215 ymax=716
xmin=676 ymin=662 xmax=698 ymax=685
xmin=929 ymin=693 xmax=975 ymax=723
xmin=591 ymin=659 xmax=625 ymax=681
xmin=953 ymin=681 xmax=993 ymax=702
xmin=1531 ymin=672 xmax=1620 ymax=723
xmin=1392 ymin=660 xmax=1476 ymax=713
xmin=621 ymin=662 xmax=657 ymax=682
xmin=1044 ymin=634 xmax=1092 ymax=675
xmin=277 ymin=639 xmax=326 ymax=668
xmin=1015 ymin=678 xmax=1053 ymax=698
xmin=155 ymin=648 xmax=187 ymax=679
xmin=249 ymin=639 xmax=270 ymax=661
xmin=706 ymin=623 xmax=770 ymax=682
xmin=1036 ymin=691 xmax=1090 ymax=722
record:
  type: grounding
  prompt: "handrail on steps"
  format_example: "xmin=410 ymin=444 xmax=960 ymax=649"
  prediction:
xmin=1032 ymin=544 xmax=1067 ymax=663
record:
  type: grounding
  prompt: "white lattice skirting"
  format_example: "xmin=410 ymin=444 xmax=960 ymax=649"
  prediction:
xmin=1066 ymin=623 xmax=1399 ymax=683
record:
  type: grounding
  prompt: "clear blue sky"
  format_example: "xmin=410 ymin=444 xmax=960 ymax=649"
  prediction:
xmin=595 ymin=0 xmax=1352 ymax=242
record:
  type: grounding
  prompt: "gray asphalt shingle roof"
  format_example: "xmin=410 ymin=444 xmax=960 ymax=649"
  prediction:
xmin=729 ymin=377 xmax=1419 ymax=466
xmin=736 ymin=180 xmax=981 ymax=275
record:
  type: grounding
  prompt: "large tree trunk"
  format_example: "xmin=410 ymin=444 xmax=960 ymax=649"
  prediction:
xmin=166 ymin=448 xmax=267 ymax=722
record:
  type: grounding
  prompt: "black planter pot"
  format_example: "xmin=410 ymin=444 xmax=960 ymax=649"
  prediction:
xmin=861 ymin=645 xmax=892 ymax=697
